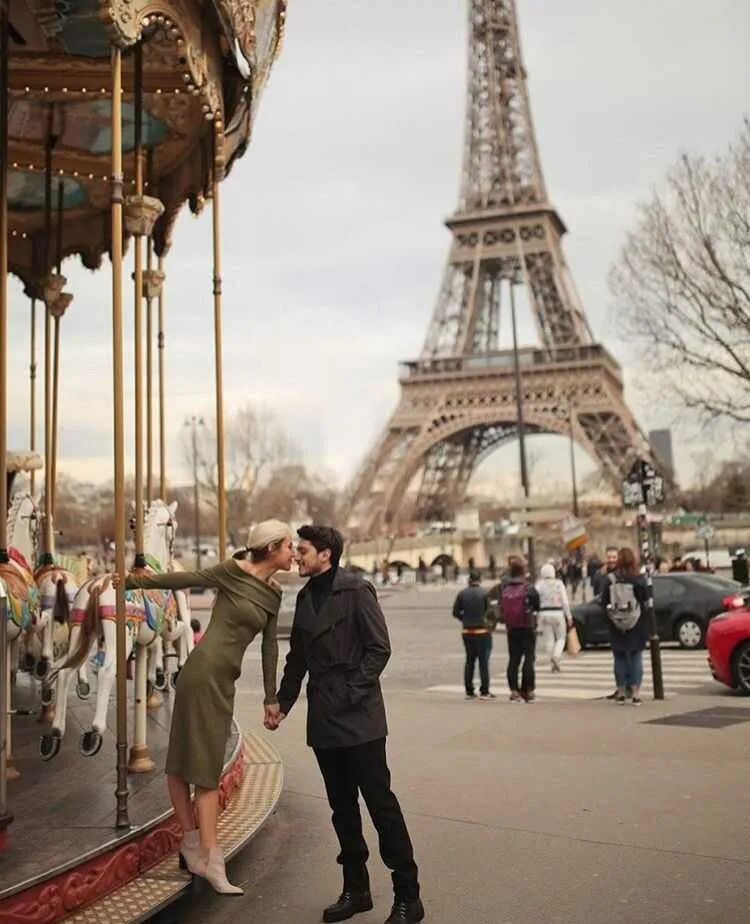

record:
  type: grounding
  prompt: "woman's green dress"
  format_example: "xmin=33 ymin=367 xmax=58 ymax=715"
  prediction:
xmin=126 ymin=559 xmax=281 ymax=789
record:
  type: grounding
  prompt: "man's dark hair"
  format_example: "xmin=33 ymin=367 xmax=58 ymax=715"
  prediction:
xmin=469 ymin=569 xmax=481 ymax=584
xmin=297 ymin=525 xmax=344 ymax=569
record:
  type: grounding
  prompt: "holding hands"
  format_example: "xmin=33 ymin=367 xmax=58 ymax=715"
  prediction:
xmin=264 ymin=703 xmax=285 ymax=731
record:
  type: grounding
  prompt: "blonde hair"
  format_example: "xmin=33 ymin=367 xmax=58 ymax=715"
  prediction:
xmin=234 ymin=519 xmax=291 ymax=562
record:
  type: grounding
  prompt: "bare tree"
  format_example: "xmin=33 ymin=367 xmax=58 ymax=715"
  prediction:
xmin=182 ymin=404 xmax=298 ymax=545
xmin=610 ymin=121 xmax=750 ymax=423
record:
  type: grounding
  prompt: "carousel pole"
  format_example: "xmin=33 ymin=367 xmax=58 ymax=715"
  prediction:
xmin=0 ymin=0 xmax=16 ymax=842
xmin=41 ymin=107 xmax=55 ymax=565
xmin=127 ymin=43 xmax=155 ymax=774
xmin=110 ymin=44 xmax=130 ymax=829
xmin=29 ymin=299 xmax=37 ymax=497
xmin=50 ymin=181 xmax=65 ymax=515
xmin=132 ymin=43 xmax=146 ymax=569
xmin=145 ymin=238 xmax=154 ymax=503
xmin=157 ymin=256 xmax=166 ymax=499
xmin=212 ymin=123 xmax=227 ymax=560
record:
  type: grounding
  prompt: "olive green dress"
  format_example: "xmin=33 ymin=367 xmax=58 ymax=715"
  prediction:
xmin=126 ymin=559 xmax=281 ymax=789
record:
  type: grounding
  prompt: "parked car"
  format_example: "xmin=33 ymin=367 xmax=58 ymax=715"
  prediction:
xmin=572 ymin=573 xmax=748 ymax=650
xmin=706 ymin=607 xmax=750 ymax=693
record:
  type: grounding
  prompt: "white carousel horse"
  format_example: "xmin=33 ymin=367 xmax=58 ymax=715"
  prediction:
xmin=33 ymin=561 xmax=83 ymax=707
xmin=0 ymin=493 xmax=41 ymax=662
xmin=145 ymin=500 xmax=193 ymax=695
xmin=40 ymin=500 xmax=191 ymax=760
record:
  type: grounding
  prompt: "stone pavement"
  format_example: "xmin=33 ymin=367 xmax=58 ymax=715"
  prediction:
xmin=156 ymin=586 xmax=750 ymax=924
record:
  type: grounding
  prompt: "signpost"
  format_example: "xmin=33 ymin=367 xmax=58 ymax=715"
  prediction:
xmin=696 ymin=521 xmax=715 ymax=569
xmin=622 ymin=458 xmax=665 ymax=700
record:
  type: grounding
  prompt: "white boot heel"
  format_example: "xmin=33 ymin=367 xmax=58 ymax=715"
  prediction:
xmin=203 ymin=847 xmax=243 ymax=895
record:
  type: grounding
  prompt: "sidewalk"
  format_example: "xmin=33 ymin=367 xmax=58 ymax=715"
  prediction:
xmin=166 ymin=686 xmax=750 ymax=924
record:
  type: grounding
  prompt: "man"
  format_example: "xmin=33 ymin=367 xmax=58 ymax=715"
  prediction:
xmin=501 ymin=559 xmax=541 ymax=702
xmin=269 ymin=526 xmax=424 ymax=924
xmin=592 ymin=546 xmax=619 ymax=597
xmin=453 ymin=570 xmax=494 ymax=700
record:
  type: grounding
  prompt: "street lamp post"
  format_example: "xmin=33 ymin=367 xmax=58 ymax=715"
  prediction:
xmin=509 ymin=273 xmax=535 ymax=579
xmin=568 ymin=395 xmax=579 ymax=519
xmin=185 ymin=417 xmax=204 ymax=570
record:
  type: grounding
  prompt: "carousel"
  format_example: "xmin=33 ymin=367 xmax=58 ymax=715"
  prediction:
xmin=0 ymin=1 xmax=286 ymax=920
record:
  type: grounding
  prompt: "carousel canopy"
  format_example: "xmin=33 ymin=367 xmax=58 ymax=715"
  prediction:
xmin=5 ymin=0 xmax=287 ymax=292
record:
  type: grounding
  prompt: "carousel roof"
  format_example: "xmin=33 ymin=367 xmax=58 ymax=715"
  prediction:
xmin=5 ymin=0 xmax=287 ymax=292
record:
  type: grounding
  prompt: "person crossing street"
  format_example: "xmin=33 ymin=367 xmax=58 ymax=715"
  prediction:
xmin=452 ymin=570 xmax=495 ymax=700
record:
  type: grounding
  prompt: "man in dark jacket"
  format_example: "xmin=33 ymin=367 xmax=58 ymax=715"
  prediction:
xmin=453 ymin=570 xmax=494 ymax=699
xmin=270 ymin=525 xmax=424 ymax=924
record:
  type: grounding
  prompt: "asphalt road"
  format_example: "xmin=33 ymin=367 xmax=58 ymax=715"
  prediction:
xmin=156 ymin=586 xmax=750 ymax=924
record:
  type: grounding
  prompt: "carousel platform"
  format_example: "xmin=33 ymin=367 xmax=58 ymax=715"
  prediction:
xmin=0 ymin=677 xmax=283 ymax=923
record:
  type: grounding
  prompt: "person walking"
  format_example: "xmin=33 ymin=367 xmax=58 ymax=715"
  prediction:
xmin=453 ymin=570 xmax=494 ymax=700
xmin=116 ymin=520 xmax=293 ymax=894
xmin=600 ymin=547 xmax=649 ymax=706
xmin=592 ymin=547 xmax=619 ymax=597
xmin=535 ymin=563 xmax=573 ymax=673
xmin=500 ymin=559 xmax=540 ymax=702
xmin=269 ymin=525 xmax=424 ymax=924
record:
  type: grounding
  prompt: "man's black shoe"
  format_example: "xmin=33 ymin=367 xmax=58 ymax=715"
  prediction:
xmin=322 ymin=890 xmax=374 ymax=923
xmin=384 ymin=898 xmax=425 ymax=923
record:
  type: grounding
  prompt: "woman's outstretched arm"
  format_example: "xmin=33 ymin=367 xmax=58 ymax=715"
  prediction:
xmin=125 ymin=563 xmax=227 ymax=592
xmin=261 ymin=612 xmax=279 ymax=706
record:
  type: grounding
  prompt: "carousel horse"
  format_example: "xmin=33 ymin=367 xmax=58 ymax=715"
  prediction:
xmin=40 ymin=500 xmax=191 ymax=760
xmin=145 ymin=500 xmax=193 ymax=695
xmin=33 ymin=561 xmax=83 ymax=704
xmin=0 ymin=493 xmax=41 ymax=665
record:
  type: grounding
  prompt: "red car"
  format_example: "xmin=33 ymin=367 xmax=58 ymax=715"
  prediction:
xmin=707 ymin=607 xmax=750 ymax=694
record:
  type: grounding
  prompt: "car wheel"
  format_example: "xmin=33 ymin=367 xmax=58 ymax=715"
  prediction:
xmin=732 ymin=641 xmax=750 ymax=694
xmin=675 ymin=616 xmax=704 ymax=650
xmin=574 ymin=621 xmax=587 ymax=650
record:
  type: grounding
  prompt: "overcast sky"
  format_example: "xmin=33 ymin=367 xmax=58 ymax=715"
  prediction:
xmin=7 ymin=0 xmax=750 ymax=496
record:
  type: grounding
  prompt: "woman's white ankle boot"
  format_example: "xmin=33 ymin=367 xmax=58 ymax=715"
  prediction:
xmin=203 ymin=846 xmax=243 ymax=895
xmin=179 ymin=829 xmax=205 ymax=875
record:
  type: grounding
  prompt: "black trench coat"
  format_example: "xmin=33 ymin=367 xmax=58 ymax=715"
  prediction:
xmin=277 ymin=570 xmax=391 ymax=749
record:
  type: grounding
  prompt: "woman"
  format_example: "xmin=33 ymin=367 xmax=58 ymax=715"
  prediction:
xmin=600 ymin=547 xmax=648 ymax=705
xmin=536 ymin=563 xmax=573 ymax=673
xmin=501 ymin=559 xmax=540 ymax=702
xmin=115 ymin=519 xmax=293 ymax=894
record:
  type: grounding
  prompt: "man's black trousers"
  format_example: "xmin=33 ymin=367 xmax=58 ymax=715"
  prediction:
xmin=462 ymin=632 xmax=492 ymax=695
xmin=314 ymin=737 xmax=420 ymax=901
xmin=506 ymin=626 xmax=536 ymax=693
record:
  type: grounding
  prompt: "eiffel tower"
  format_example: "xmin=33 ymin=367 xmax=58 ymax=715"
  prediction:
xmin=347 ymin=0 xmax=652 ymax=537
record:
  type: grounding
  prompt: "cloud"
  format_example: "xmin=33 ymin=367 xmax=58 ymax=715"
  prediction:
xmin=6 ymin=0 xmax=750 ymax=493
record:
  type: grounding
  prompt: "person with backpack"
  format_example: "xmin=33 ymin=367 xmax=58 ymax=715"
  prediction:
xmin=500 ymin=559 xmax=541 ymax=702
xmin=453 ymin=570 xmax=494 ymax=700
xmin=535 ymin=563 xmax=573 ymax=673
xmin=600 ymin=547 xmax=649 ymax=705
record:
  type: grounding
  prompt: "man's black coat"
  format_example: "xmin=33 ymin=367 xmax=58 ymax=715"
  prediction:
xmin=277 ymin=569 xmax=391 ymax=749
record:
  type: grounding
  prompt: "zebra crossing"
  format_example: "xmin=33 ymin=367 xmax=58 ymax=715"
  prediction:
xmin=426 ymin=649 xmax=715 ymax=700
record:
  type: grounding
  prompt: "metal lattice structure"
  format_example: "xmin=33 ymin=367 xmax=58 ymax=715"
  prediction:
xmin=347 ymin=0 xmax=650 ymax=537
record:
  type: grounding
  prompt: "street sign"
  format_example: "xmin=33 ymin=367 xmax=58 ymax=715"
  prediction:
xmin=696 ymin=524 xmax=715 ymax=541
xmin=621 ymin=458 xmax=666 ymax=508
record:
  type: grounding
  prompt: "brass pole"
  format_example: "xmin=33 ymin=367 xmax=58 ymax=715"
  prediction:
xmin=50 ymin=181 xmax=64 ymax=518
xmin=212 ymin=125 xmax=227 ymax=560
xmin=132 ymin=43 xmax=146 ymax=567
xmin=127 ymin=42 xmax=153 ymax=775
xmin=42 ymin=109 xmax=54 ymax=563
xmin=110 ymin=45 xmax=130 ymax=829
xmin=157 ymin=256 xmax=166 ymax=499
xmin=29 ymin=299 xmax=37 ymax=497
xmin=1 ymin=4 xmax=19 ymax=812
xmin=145 ymin=237 xmax=154 ymax=503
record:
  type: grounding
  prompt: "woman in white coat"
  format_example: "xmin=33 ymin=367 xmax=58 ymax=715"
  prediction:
xmin=536 ymin=563 xmax=573 ymax=672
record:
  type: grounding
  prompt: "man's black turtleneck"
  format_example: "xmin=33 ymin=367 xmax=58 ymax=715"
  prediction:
xmin=309 ymin=565 xmax=337 ymax=615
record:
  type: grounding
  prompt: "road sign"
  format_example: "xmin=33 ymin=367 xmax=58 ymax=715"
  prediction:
xmin=621 ymin=458 xmax=666 ymax=507
xmin=696 ymin=524 xmax=715 ymax=541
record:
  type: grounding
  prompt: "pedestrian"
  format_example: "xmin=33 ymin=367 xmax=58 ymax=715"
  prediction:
xmin=488 ymin=553 xmax=497 ymax=580
xmin=417 ymin=557 xmax=428 ymax=584
xmin=270 ymin=526 xmax=424 ymax=924
xmin=115 ymin=519 xmax=293 ymax=894
xmin=600 ymin=547 xmax=648 ymax=706
xmin=453 ymin=570 xmax=494 ymax=700
xmin=535 ymin=563 xmax=573 ymax=673
xmin=190 ymin=617 xmax=204 ymax=645
xmin=592 ymin=546 xmax=619 ymax=597
xmin=500 ymin=558 xmax=540 ymax=702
